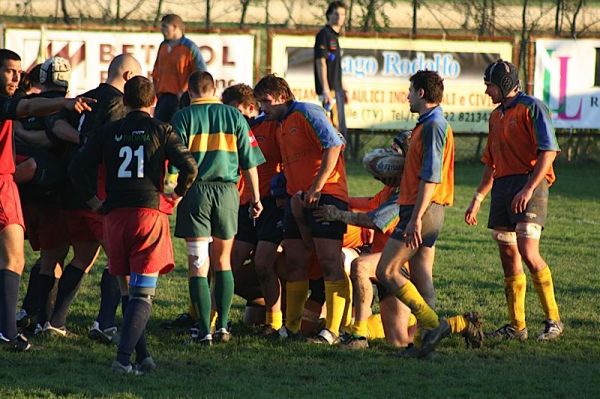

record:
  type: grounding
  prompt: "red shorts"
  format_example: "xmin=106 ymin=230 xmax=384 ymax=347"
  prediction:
xmin=104 ymin=207 xmax=174 ymax=276
xmin=0 ymin=174 xmax=25 ymax=232
xmin=22 ymin=201 xmax=68 ymax=250
xmin=64 ymin=209 xmax=104 ymax=243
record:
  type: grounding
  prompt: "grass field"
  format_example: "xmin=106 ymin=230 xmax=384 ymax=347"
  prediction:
xmin=1 ymin=161 xmax=599 ymax=399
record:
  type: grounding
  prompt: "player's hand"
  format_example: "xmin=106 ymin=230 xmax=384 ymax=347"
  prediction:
xmin=249 ymin=200 xmax=263 ymax=220
xmin=313 ymin=204 xmax=340 ymax=222
xmin=165 ymin=192 xmax=182 ymax=208
xmin=303 ymin=188 xmax=321 ymax=208
xmin=464 ymin=199 xmax=481 ymax=225
xmin=343 ymin=89 xmax=350 ymax=105
xmin=322 ymin=91 xmax=334 ymax=109
xmin=66 ymin=96 xmax=95 ymax=113
xmin=403 ymin=217 xmax=422 ymax=249
xmin=511 ymin=187 xmax=533 ymax=214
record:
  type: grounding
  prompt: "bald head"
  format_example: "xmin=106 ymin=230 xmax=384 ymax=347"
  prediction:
xmin=106 ymin=54 xmax=142 ymax=90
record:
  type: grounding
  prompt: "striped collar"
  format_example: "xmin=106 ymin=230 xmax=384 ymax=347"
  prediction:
xmin=191 ymin=97 xmax=221 ymax=105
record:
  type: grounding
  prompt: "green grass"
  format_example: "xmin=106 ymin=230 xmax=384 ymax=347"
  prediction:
xmin=1 ymin=161 xmax=600 ymax=398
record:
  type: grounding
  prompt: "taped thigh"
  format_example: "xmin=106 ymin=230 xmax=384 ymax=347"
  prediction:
xmin=515 ymin=222 xmax=542 ymax=240
xmin=491 ymin=229 xmax=517 ymax=245
xmin=187 ymin=240 xmax=210 ymax=269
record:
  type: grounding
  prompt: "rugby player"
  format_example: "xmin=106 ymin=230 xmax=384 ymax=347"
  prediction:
xmin=253 ymin=74 xmax=350 ymax=345
xmin=44 ymin=54 xmax=142 ymax=342
xmin=69 ymin=75 xmax=197 ymax=374
xmin=375 ymin=70 xmax=455 ymax=358
xmin=0 ymin=48 xmax=92 ymax=352
xmin=465 ymin=60 xmax=563 ymax=341
xmin=223 ymin=83 xmax=285 ymax=335
xmin=172 ymin=72 xmax=264 ymax=345
xmin=152 ymin=14 xmax=206 ymax=122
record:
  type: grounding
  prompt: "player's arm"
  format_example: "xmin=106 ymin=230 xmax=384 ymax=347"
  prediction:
xmin=164 ymin=127 xmax=198 ymax=201
xmin=68 ymin=129 xmax=104 ymax=211
xmin=314 ymin=205 xmax=377 ymax=229
xmin=512 ymin=150 xmax=557 ymax=213
xmin=314 ymin=31 xmax=332 ymax=104
xmin=13 ymin=121 xmax=52 ymax=147
xmin=15 ymin=96 xmax=94 ymax=119
xmin=50 ymin=118 xmax=81 ymax=144
xmin=465 ymin=164 xmax=494 ymax=226
xmin=304 ymin=144 xmax=342 ymax=208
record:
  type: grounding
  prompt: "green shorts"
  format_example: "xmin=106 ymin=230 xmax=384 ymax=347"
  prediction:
xmin=175 ymin=181 xmax=239 ymax=240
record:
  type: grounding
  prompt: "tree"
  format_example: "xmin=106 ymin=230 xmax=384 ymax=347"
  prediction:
xmin=60 ymin=0 xmax=71 ymax=24
xmin=239 ymin=0 xmax=252 ymax=28
xmin=154 ymin=0 xmax=164 ymax=24
xmin=554 ymin=0 xmax=564 ymax=36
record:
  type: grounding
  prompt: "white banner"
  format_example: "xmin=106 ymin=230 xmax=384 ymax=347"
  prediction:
xmin=4 ymin=28 xmax=255 ymax=96
xmin=534 ymin=39 xmax=600 ymax=129
xmin=270 ymin=33 xmax=513 ymax=132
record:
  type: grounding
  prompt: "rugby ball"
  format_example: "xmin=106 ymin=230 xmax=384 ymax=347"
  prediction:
xmin=362 ymin=148 xmax=405 ymax=184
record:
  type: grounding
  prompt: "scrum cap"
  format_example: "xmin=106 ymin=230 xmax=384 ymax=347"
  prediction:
xmin=484 ymin=59 xmax=518 ymax=98
xmin=39 ymin=56 xmax=71 ymax=89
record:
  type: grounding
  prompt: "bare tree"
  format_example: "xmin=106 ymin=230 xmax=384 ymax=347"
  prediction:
xmin=412 ymin=0 xmax=418 ymax=35
xmin=154 ymin=0 xmax=164 ymax=24
xmin=60 ymin=0 xmax=71 ymax=24
xmin=554 ymin=0 xmax=564 ymax=36
xmin=239 ymin=0 xmax=252 ymax=28
xmin=569 ymin=0 xmax=585 ymax=38
xmin=206 ymin=0 xmax=211 ymax=29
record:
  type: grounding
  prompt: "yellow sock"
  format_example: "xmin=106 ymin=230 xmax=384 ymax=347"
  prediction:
xmin=447 ymin=315 xmax=469 ymax=335
xmin=210 ymin=309 xmax=218 ymax=333
xmin=366 ymin=314 xmax=385 ymax=339
xmin=266 ymin=310 xmax=283 ymax=330
xmin=531 ymin=266 xmax=560 ymax=321
xmin=352 ymin=319 xmax=369 ymax=338
xmin=504 ymin=273 xmax=527 ymax=331
xmin=408 ymin=313 xmax=417 ymax=328
xmin=339 ymin=273 xmax=353 ymax=334
xmin=285 ymin=280 xmax=309 ymax=333
xmin=396 ymin=281 xmax=439 ymax=329
xmin=324 ymin=279 xmax=349 ymax=336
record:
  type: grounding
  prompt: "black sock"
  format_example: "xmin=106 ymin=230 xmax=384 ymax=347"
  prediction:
xmin=22 ymin=261 xmax=41 ymax=316
xmin=120 ymin=295 xmax=150 ymax=363
xmin=0 ymin=270 xmax=21 ymax=339
xmin=36 ymin=274 xmax=58 ymax=326
xmin=49 ymin=264 xmax=86 ymax=328
xmin=96 ymin=268 xmax=121 ymax=329
xmin=117 ymin=295 xmax=152 ymax=366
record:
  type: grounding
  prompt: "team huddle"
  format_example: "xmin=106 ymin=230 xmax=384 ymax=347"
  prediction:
xmin=0 ymin=13 xmax=563 ymax=376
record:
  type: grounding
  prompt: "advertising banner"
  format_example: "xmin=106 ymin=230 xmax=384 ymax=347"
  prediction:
xmin=535 ymin=39 xmax=600 ymax=129
xmin=4 ymin=28 xmax=255 ymax=96
xmin=270 ymin=34 xmax=513 ymax=132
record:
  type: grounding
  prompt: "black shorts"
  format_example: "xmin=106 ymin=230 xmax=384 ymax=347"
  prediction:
xmin=236 ymin=196 xmax=284 ymax=245
xmin=390 ymin=203 xmax=445 ymax=248
xmin=283 ymin=194 xmax=348 ymax=240
xmin=488 ymin=174 xmax=548 ymax=229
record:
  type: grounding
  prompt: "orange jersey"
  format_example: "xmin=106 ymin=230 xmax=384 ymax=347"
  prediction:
xmin=239 ymin=117 xmax=281 ymax=205
xmin=276 ymin=102 xmax=348 ymax=202
xmin=151 ymin=37 xmax=206 ymax=96
xmin=399 ymin=106 xmax=454 ymax=206
xmin=482 ymin=92 xmax=560 ymax=185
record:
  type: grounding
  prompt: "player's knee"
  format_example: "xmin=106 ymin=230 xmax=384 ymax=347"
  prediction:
xmin=187 ymin=240 xmax=210 ymax=269
xmin=515 ymin=222 xmax=542 ymax=240
xmin=375 ymin=265 xmax=392 ymax=285
xmin=129 ymin=272 xmax=157 ymax=301
xmin=491 ymin=229 xmax=517 ymax=245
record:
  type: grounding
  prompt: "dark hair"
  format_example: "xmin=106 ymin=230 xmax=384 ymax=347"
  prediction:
xmin=221 ymin=83 xmax=258 ymax=109
xmin=326 ymin=1 xmax=346 ymax=19
xmin=484 ymin=59 xmax=519 ymax=97
xmin=161 ymin=14 xmax=185 ymax=32
xmin=188 ymin=71 xmax=215 ymax=96
xmin=123 ymin=76 xmax=155 ymax=108
xmin=0 ymin=49 xmax=21 ymax=67
xmin=253 ymin=74 xmax=295 ymax=102
xmin=18 ymin=63 xmax=42 ymax=93
xmin=409 ymin=70 xmax=444 ymax=104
